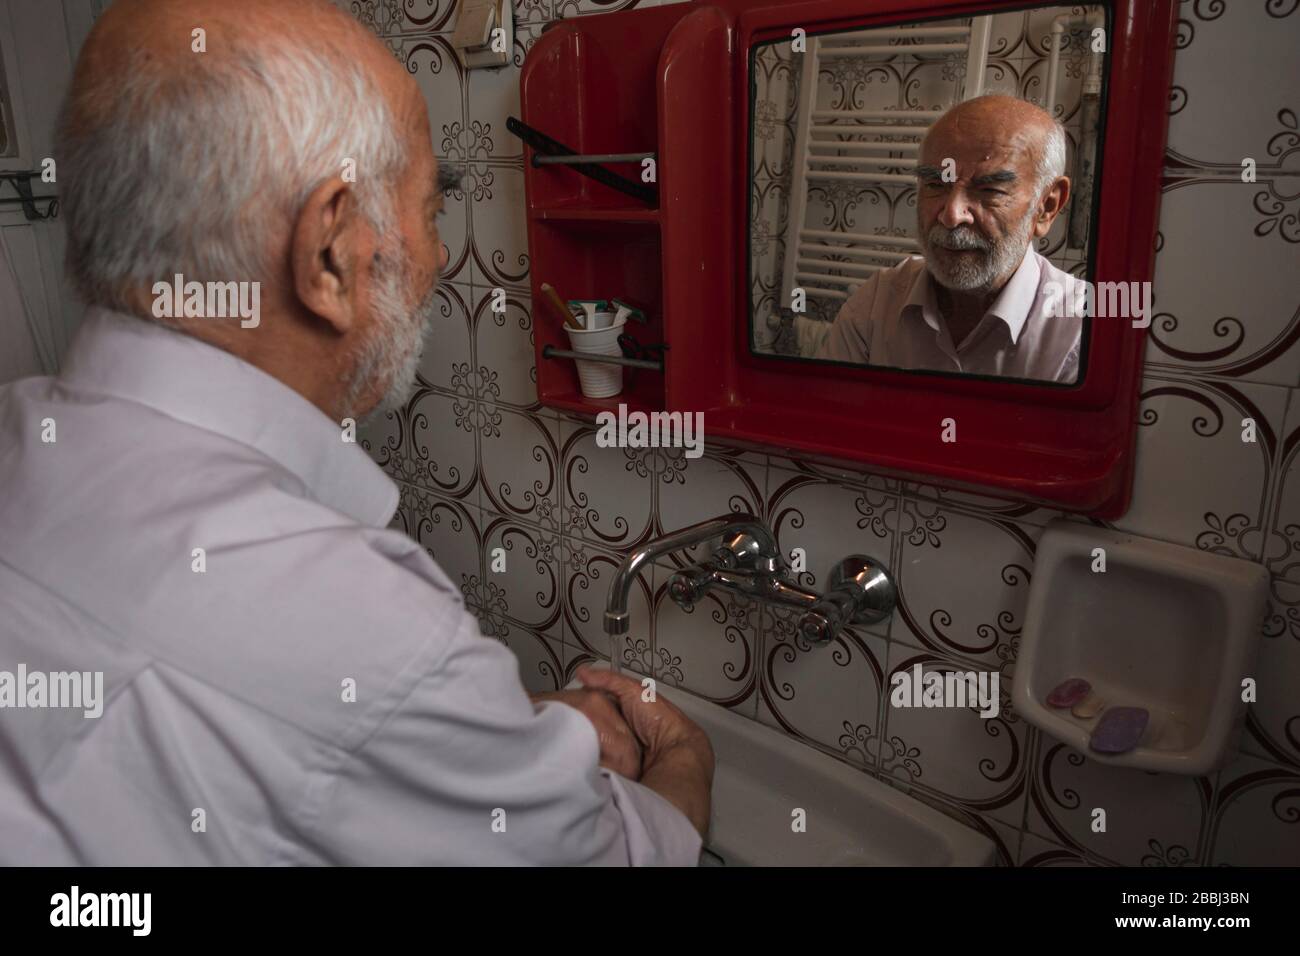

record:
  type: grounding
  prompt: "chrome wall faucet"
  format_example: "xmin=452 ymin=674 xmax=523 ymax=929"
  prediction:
xmin=603 ymin=513 xmax=897 ymax=645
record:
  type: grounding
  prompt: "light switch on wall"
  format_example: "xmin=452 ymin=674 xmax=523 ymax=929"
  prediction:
xmin=452 ymin=0 xmax=513 ymax=70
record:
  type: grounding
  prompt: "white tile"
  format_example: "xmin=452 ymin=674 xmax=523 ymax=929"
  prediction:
xmin=1165 ymin=0 xmax=1299 ymax=167
xmin=1265 ymin=389 xmax=1300 ymax=583
xmin=560 ymin=418 xmax=655 ymax=548
xmin=467 ymin=164 xmax=530 ymax=289
xmin=501 ymin=628 xmax=568 ymax=694
xmin=1117 ymin=375 xmax=1289 ymax=560
xmin=755 ymin=615 xmax=888 ymax=767
xmin=479 ymin=406 xmax=561 ymax=520
xmin=472 ymin=286 xmax=540 ymax=411
xmin=1242 ymin=578 xmax=1300 ymax=766
xmin=405 ymin=389 xmax=481 ymax=501
xmin=416 ymin=282 xmax=474 ymax=394
xmin=480 ymin=511 xmax=564 ymax=637
xmin=1206 ymin=753 xmax=1300 ymax=866
xmin=1024 ymin=728 xmax=1210 ymax=866
xmin=394 ymin=488 xmax=483 ymax=600
xmin=1145 ymin=181 xmax=1300 ymax=388
xmin=880 ymin=639 xmax=1028 ymax=829
xmin=893 ymin=500 xmax=1040 ymax=670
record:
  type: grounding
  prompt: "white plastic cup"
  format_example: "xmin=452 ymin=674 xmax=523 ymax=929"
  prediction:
xmin=565 ymin=317 xmax=627 ymax=398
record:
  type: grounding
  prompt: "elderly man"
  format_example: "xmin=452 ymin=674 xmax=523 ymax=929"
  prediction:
xmin=816 ymin=95 xmax=1083 ymax=384
xmin=0 ymin=0 xmax=711 ymax=865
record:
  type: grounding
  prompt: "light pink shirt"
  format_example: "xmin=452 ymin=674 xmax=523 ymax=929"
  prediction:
xmin=0 ymin=308 xmax=700 ymax=865
xmin=816 ymin=248 xmax=1083 ymax=383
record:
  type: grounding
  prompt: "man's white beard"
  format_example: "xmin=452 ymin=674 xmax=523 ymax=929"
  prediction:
xmin=344 ymin=238 xmax=437 ymax=422
xmin=920 ymin=204 xmax=1036 ymax=294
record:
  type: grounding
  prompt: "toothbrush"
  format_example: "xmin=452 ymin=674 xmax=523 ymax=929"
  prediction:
xmin=541 ymin=283 xmax=582 ymax=330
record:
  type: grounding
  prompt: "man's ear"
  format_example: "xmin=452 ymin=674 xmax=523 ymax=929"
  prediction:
xmin=290 ymin=176 xmax=368 ymax=335
xmin=1033 ymin=176 xmax=1071 ymax=238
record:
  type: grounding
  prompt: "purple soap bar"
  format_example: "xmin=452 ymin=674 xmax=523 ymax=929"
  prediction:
xmin=1089 ymin=707 xmax=1150 ymax=754
xmin=1046 ymin=677 xmax=1091 ymax=708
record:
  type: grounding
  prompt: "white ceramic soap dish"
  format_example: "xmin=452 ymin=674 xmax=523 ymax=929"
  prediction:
xmin=1014 ymin=520 xmax=1268 ymax=775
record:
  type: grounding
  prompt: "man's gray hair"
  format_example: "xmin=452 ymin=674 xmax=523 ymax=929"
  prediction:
xmin=923 ymin=94 xmax=1068 ymax=198
xmin=55 ymin=37 xmax=407 ymax=312
xmin=1034 ymin=110 xmax=1068 ymax=197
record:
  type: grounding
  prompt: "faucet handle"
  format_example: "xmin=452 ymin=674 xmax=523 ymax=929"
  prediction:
xmin=716 ymin=530 xmax=784 ymax=574
xmin=798 ymin=606 xmax=841 ymax=645
xmin=826 ymin=555 xmax=896 ymax=625
xmin=668 ymin=566 xmax=712 ymax=608
xmin=798 ymin=555 xmax=897 ymax=644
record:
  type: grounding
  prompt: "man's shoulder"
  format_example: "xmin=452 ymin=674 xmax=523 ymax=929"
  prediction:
xmin=841 ymin=254 xmax=925 ymax=308
xmin=1033 ymin=249 xmax=1085 ymax=291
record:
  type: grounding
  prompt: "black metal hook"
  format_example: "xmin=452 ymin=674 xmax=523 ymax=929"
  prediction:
xmin=0 ymin=172 xmax=59 ymax=221
xmin=506 ymin=116 xmax=657 ymax=206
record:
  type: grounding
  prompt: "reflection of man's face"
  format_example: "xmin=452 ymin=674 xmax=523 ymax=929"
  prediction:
xmin=915 ymin=117 xmax=1048 ymax=295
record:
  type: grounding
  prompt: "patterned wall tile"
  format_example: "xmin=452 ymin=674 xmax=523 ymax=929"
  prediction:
xmin=755 ymin=614 xmax=888 ymax=770
xmin=391 ymin=486 xmax=483 ymax=604
xmin=1146 ymin=181 xmax=1300 ymax=389
xmin=881 ymin=638 xmax=1028 ymax=830
xmin=504 ymin=627 xmax=568 ymax=694
xmin=418 ymin=282 xmax=475 ymax=394
xmin=480 ymin=511 xmax=564 ymax=638
xmin=358 ymin=406 xmax=405 ymax=476
xmin=560 ymin=418 xmax=655 ymax=550
xmin=466 ymin=58 xmax=526 ymax=165
xmin=345 ymin=0 xmax=459 ymax=36
xmin=1166 ymin=0 xmax=1300 ymax=171
xmin=1018 ymin=832 xmax=1098 ymax=867
xmin=404 ymin=34 xmax=471 ymax=162
xmin=1266 ymin=390 xmax=1300 ymax=584
xmin=1243 ymin=577 xmax=1300 ymax=766
xmin=479 ymin=405 xmax=562 ymax=521
xmin=893 ymin=500 xmax=1038 ymax=671
xmin=405 ymin=386 xmax=481 ymax=502
xmin=1204 ymin=753 xmax=1300 ymax=867
xmin=1026 ymin=732 xmax=1213 ymax=866
xmin=1116 ymin=375 xmax=1290 ymax=561
xmin=468 ymin=164 xmax=531 ymax=290
xmin=471 ymin=285 xmax=539 ymax=412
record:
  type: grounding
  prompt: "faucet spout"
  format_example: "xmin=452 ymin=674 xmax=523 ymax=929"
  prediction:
xmin=603 ymin=513 xmax=778 ymax=636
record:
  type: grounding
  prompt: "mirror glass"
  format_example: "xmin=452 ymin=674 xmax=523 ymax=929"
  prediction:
xmin=748 ymin=4 xmax=1109 ymax=385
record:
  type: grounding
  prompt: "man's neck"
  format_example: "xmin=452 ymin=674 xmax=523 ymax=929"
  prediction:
xmin=935 ymin=285 xmax=997 ymax=348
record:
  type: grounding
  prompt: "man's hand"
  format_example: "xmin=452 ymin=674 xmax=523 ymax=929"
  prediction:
xmin=572 ymin=666 xmax=714 ymax=838
xmin=530 ymin=688 xmax=644 ymax=781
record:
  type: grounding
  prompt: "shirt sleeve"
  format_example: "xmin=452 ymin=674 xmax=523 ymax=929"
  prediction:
xmin=815 ymin=278 xmax=878 ymax=363
xmin=1057 ymin=339 xmax=1081 ymax=384
xmin=297 ymin=612 xmax=702 ymax=866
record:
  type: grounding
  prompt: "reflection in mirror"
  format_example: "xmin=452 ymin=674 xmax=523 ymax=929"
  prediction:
xmin=749 ymin=5 xmax=1108 ymax=384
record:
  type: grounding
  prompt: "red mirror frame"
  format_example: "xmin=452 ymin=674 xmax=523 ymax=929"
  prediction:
xmin=521 ymin=0 xmax=1178 ymax=518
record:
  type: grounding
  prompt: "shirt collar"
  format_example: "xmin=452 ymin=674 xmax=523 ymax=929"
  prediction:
xmin=58 ymin=307 xmax=399 ymax=528
xmin=902 ymin=256 xmax=942 ymax=333
xmin=984 ymin=248 xmax=1040 ymax=345
xmin=904 ymin=247 xmax=1040 ymax=346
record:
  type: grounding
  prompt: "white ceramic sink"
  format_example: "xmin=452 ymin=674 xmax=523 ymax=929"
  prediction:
xmin=666 ymin=685 xmax=995 ymax=866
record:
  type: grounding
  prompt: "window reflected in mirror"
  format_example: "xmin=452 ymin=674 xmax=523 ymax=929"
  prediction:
xmin=748 ymin=5 xmax=1110 ymax=385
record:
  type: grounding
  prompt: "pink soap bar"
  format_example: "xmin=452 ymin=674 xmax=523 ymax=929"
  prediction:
xmin=1089 ymin=707 xmax=1150 ymax=754
xmin=1046 ymin=677 xmax=1091 ymax=708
